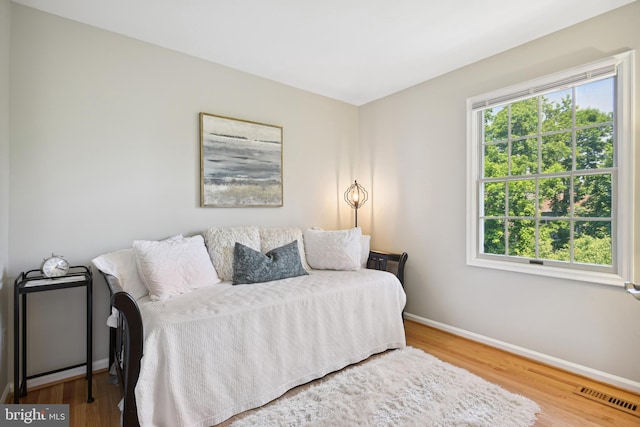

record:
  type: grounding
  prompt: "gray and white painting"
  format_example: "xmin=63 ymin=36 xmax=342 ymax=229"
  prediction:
xmin=200 ymin=113 xmax=282 ymax=207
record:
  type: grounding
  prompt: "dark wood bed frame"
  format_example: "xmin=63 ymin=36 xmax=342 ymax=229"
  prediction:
xmin=101 ymin=250 xmax=408 ymax=427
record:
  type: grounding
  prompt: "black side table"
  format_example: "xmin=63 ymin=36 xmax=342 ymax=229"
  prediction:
xmin=13 ymin=266 xmax=94 ymax=403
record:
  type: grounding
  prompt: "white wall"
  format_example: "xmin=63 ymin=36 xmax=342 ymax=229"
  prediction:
xmin=0 ymin=0 xmax=11 ymax=398
xmin=359 ymin=1 xmax=640 ymax=385
xmin=9 ymin=4 xmax=359 ymax=375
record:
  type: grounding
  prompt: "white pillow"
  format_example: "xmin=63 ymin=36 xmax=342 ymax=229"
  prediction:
xmin=92 ymin=248 xmax=148 ymax=300
xmin=259 ymin=227 xmax=310 ymax=271
xmin=203 ymin=226 xmax=260 ymax=282
xmin=303 ymin=227 xmax=363 ymax=271
xmin=133 ymin=235 xmax=220 ymax=301
xmin=92 ymin=235 xmax=185 ymax=300
xmin=361 ymin=235 xmax=371 ymax=268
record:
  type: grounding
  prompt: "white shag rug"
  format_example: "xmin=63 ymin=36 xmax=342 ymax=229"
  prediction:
xmin=230 ymin=347 xmax=540 ymax=427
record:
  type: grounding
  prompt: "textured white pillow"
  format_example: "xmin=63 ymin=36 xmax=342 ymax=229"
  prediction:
xmin=303 ymin=227 xmax=363 ymax=271
xmin=133 ymin=235 xmax=220 ymax=301
xmin=259 ymin=227 xmax=310 ymax=271
xmin=92 ymin=248 xmax=149 ymax=300
xmin=203 ymin=226 xmax=260 ymax=281
xmin=361 ymin=235 xmax=371 ymax=268
xmin=92 ymin=235 xmax=185 ymax=300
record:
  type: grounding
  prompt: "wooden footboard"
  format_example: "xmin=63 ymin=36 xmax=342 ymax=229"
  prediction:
xmin=367 ymin=250 xmax=408 ymax=286
xmin=98 ymin=250 xmax=407 ymax=427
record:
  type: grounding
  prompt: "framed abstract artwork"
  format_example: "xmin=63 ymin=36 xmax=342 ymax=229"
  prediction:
xmin=200 ymin=113 xmax=283 ymax=207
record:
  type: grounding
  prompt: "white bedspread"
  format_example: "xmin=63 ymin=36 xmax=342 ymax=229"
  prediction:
xmin=134 ymin=269 xmax=406 ymax=427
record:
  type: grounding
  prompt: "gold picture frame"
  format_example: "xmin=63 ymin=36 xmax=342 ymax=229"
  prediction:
xmin=200 ymin=113 xmax=283 ymax=207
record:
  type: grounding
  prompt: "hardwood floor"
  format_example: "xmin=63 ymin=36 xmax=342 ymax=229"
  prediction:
xmin=8 ymin=370 xmax=121 ymax=427
xmin=404 ymin=321 xmax=640 ymax=427
xmin=8 ymin=320 xmax=640 ymax=426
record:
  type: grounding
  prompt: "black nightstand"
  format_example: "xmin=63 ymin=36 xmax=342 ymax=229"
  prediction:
xmin=13 ymin=266 xmax=94 ymax=403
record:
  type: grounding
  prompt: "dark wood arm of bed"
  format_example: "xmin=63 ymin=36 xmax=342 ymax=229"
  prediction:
xmin=112 ymin=291 xmax=143 ymax=427
xmin=367 ymin=250 xmax=408 ymax=286
xmin=100 ymin=271 xmax=143 ymax=427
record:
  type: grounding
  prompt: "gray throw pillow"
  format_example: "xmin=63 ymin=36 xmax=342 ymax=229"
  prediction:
xmin=232 ymin=240 xmax=309 ymax=285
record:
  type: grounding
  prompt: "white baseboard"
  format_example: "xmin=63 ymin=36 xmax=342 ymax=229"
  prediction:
xmin=4 ymin=358 xmax=110 ymax=398
xmin=1 ymin=382 xmax=10 ymax=404
xmin=404 ymin=312 xmax=640 ymax=394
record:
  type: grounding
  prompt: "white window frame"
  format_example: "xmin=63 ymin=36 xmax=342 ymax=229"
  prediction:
xmin=466 ymin=51 xmax=634 ymax=287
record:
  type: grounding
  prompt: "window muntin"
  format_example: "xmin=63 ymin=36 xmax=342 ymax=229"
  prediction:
xmin=467 ymin=52 xmax=634 ymax=286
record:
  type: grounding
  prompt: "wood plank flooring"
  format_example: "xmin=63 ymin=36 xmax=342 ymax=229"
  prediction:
xmin=8 ymin=320 xmax=640 ymax=426
xmin=8 ymin=370 xmax=121 ymax=427
xmin=405 ymin=320 xmax=640 ymax=426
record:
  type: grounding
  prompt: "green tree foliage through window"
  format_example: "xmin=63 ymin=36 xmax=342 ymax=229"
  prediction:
xmin=481 ymin=78 xmax=614 ymax=266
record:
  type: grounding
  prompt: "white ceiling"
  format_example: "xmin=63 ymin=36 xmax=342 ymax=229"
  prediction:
xmin=12 ymin=0 xmax=636 ymax=105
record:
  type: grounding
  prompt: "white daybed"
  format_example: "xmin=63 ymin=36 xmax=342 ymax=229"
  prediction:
xmin=93 ymin=226 xmax=407 ymax=427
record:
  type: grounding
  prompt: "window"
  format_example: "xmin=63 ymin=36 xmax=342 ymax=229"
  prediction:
xmin=467 ymin=51 xmax=634 ymax=286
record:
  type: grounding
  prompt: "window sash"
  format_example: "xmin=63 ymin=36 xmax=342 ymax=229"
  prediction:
xmin=471 ymin=62 xmax=616 ymax=112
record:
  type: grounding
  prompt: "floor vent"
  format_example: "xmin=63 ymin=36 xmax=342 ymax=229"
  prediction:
xmin=574 ymin=386 xmax=640 ymax=417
